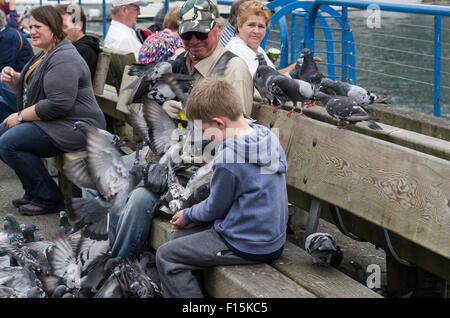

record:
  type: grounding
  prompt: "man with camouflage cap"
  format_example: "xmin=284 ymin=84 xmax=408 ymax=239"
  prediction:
xmin=162 ymin=0 xmax=254 ymax=117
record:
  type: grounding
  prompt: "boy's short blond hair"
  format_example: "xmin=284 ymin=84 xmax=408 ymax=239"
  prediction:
xmin=162 ymin=7 xmax=180 ymax=31
xmin=186 ymin=78 xmax=243 ymax=122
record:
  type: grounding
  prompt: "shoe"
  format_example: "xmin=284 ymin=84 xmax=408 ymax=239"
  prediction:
xmin=18 ymin=203 xmax=59 ymax=216
xmin=12 ymin=197 xmax=31 ymax=208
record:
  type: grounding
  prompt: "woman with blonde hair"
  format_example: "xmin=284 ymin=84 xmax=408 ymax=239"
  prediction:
xmin=225 ymin=0 xmax=298 ymax=76
xmin=0 ymin=5 xmax=106 ymax=215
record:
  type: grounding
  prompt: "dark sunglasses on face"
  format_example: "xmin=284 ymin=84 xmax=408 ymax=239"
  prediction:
xmin=180 ymin=31 xmax=209 ymax=41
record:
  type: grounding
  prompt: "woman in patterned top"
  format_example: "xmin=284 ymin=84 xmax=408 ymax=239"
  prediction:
xmin=137 ymin=6 xmax=184 ymax=64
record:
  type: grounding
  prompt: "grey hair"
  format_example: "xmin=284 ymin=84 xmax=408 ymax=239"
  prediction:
xmin=0 ymin=9 xmax=7 ymax=29
xmin=111 ymin=5 xmax=121 ymax=16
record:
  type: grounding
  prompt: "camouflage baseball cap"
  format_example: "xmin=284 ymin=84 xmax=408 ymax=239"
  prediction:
xmin=178 ymin=0 xmax=220 ymax=35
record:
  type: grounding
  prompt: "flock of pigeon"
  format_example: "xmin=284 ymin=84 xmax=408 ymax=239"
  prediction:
xmin=0 ymin=212 xmax=162 ymax=298
xmin=253 ymin=47 xmax=390 ymax=129
xmin=0 ymin=47 xmax=391 ymax=298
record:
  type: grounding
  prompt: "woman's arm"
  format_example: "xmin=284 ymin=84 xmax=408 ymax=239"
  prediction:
xmin=0 ymin=67 xmax=21 ymax=93
xmin=3 ymin=104 xmax=40 ymax=128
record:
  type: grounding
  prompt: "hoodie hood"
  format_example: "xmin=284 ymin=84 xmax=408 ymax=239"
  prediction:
xmin=73 ymin=35 xmax=101 ymax=54
xmin=216 ymin=123 xmax=287 ymax=175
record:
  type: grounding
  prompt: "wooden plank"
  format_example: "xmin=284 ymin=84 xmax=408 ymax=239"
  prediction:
xmin=286 ymin=170 xmax=450 ymax=282
xmin=93 ymin=52 xmax=111 ymax=96
xmin=272 ymin=110 xmax=450 ymax=261
xmin=116 ymin=65 xmax=141 ymax=115
xmin=102 ymin=47 xmax=136 ymax=89
xmin=253 ymin=104 xmax=450 ymax=162
xmin=150 ymin=217 xmax=315 ymax=298
xmin=271 ymin=242 xmax=383 ymax=298
xmin=204 ymin=264 xmax=316 ymax=298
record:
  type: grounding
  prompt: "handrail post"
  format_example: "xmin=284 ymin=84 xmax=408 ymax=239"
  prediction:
xmin=341 ymin=6 xmax=349 ymax=82
xmin=102 ymin=0 xmax=107 ymax=39
xmin=433 ymin=15 xmax=441 ymax=117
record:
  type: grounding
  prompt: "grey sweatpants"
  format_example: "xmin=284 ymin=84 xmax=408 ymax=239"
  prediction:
xmin=155 ymin=225 xmax=257 ymax=298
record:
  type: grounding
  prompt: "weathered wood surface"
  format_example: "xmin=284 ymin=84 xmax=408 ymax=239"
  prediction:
xmin=271 ymin=242 xmax=382 ymax=298
xmin=116 ymin=65 xmax=141 ymax=115
xmin=252 ymin=104 xmax=450 ymax=161
xmin=204 ymin=264 xmax=316 ymax=298
xmin=102 ymin=47 xmax=135 ymax=89
xmin=150 ymin=217 xmax=379 ymax=298
xmin=93 ymin=52 xmax=111 ymax=96
xmin=273 ymin=109 xmax=450 ymax=261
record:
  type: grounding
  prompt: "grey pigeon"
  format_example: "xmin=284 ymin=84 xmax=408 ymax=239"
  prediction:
xmin=253 ymin=63 xmax=282 ymax=109
xmin=26 ymin=286 xmax=46 ymax=298
xmin=79 ymin=255 xmax=122 ymax=298
xmin=320 ymin=78 xmax=391 ymax=106
xmin=290 ymin=48 xmax=324 ymax=85
xmin=58 ymin=211 xmax=73 ymax=236
xmin=52 ymin=284 xmax=70 ymax=298
xmin=21 ymin=224 xmax=40 ymax=243
xmin=315 ymin=90 xmax=382 ymax=130
xmin=94 ymin=259 xmax=162 ymax=298
xmin=126 ymin=62 xmax=194 ymax=105
xmin=0 ymin=241 xmax=51 ymax=275
xmin=3 ymin=214 xmax=24 ymax=247
xmin=305 ymin=232 xmax=340 ymax=266
xmin=269 ymin=74 xmax=314 ymax=116
xmin=65 ymin=123 xmax=144 ymax=240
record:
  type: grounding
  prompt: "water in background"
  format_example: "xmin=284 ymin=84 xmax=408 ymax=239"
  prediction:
xmin=14 ymin=1 xmax=450 ymax=119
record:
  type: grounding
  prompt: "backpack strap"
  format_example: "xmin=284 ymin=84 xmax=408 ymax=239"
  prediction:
xmin=14 ymin=29 xmax=23 ymax=52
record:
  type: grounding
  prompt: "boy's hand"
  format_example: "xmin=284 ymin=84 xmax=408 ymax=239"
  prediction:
xmin=170 ymin=210 xmax=198 ymax=230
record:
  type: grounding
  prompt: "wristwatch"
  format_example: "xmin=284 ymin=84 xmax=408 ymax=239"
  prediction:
xmin=17 ymin=110 xmax=24 ymax=123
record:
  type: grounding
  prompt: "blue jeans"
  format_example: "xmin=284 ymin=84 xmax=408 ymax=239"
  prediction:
xmin=0 ymin=122 xmax=64 ymax=207
xmin=83 ymin=151 xmax=158 ymax=260
xmin=0 ymin=82 xmax=18 ymax=122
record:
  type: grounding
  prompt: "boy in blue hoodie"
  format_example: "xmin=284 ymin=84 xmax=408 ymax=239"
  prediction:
xmin=155 ymin=78 xmax=289 ymax=298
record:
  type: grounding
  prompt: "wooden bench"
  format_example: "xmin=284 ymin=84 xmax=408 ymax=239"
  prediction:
xmin=149 ymin=217 xmax=381 ymax=298
xmin=251 ymin=104 xmax=450 ymax=297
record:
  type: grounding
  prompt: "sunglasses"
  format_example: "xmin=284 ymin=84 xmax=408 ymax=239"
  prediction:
xmin=180 ymin=31 xmax=210 ymax=41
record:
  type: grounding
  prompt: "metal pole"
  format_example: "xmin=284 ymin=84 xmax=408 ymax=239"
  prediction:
xmin=341 ymin=6 xmax=349 ymax=82
xmin=433 ymin=16 xmax=441 ymax=117
xmin=102 ymin=0 xmax=107 ymax=39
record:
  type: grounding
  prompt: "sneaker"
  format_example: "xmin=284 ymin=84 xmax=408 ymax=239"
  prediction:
xmin=12 ymin=197 xmax=31 ymax=208
xmin=18 ymin=203 xmax=59 ymax=216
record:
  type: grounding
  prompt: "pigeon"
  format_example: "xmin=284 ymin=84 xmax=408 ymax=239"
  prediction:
xmin=21 ymin=224 xmax=40 ymax=243
xmin=314 ymin=91 xmax=383 ymax=130
xmin=94 ymin=259 xmax=162 ymax=298
xmin=253 ymin=63 xmax=282 ymax=109
xmin=290 ymin=48 xmax=324 ymax=85
xmin=269 ymin=74 xmax=315 ymax=116
xmin=64 ymin=122 xmax=145 ymax=240
xmin=319 ymin=78 xmax=391 ymax=106
xmin=52 ymin=284 xmax=70 ymax=298
xmin=58 ymin=211 xmax=73 ymax=236
xmin=47 ymin=232 xmax=109 ymax=290
xmin=125 ymin=62 xmax=194 ymax=105
xmin=0 ymin=241 xmax=51 ymax=275
xmin=26 ymin=286 xmax=46 ymax=298
xmin=3 ymin=214 xmax=24 ymax=247
xmin=167 ymin=160 xmax=213 ymax=213
xmin=79 ymin=255 xmax=122 ymax=298
xmin=305 ymin=232 xmax=342 ymax=266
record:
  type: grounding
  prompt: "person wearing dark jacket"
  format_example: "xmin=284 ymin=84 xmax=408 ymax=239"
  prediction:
xmin=0 ymin=6 xmax=106 ymax=215
xmin=56 ymin=4 xmax=101 ymax=81
xmin=0 ymin=8 xmax=33 ymax=121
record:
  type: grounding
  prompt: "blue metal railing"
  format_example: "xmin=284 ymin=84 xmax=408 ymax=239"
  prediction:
xmin=262 ymin=0 xmax=450 ymax=118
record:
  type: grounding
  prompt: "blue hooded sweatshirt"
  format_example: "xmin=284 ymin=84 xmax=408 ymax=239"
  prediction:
xmin=183 ymin=123 xmax=289 ymax=259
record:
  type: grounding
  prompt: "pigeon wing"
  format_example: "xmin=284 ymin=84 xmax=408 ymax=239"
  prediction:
xmin=125 ymin=108 xmax=151 ymax=147
xmin=84 ymin=125 xmax=131 ymax=202
xmin=63 ymin=156 xmax=97 ymax=190
xmin=48 ymin=233 xmax=77 ymax=279
xmin=143 ymin=97 xmax=178 ymax=156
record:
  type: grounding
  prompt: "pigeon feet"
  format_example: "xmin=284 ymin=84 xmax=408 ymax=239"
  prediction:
xmin=272 ymin=105 xmax=283 ymax=113
xmin=305 ymin=101 xmax=316 ymax=108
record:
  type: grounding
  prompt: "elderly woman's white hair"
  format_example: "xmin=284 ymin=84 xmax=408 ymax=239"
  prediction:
xmin=0 ymin=9 xmax=7 ymax=30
